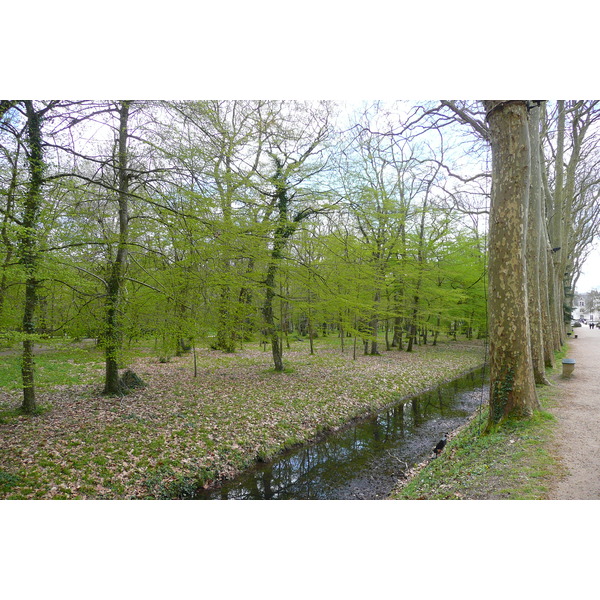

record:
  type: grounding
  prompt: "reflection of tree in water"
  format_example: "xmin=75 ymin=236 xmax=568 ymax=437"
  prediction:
xmin=203 ymin=368 xmax=486 ymax=500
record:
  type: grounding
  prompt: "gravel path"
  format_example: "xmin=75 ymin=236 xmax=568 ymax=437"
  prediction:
xmin=547 ymin=324 xmax=600 ymax=499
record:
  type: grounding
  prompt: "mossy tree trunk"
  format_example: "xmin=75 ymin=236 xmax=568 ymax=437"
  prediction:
xmin=103 ymin=101 xmax=131 ymax=395
xmin=483 ymin=100 xmax=540 ymax=427
xmin=20 ymin=101 xmax=45 ymax=413
xmin=262 ymin=157 xmax=296 ymax=372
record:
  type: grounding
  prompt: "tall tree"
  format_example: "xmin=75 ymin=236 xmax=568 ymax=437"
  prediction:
xmin=259 ymin=102 xmax=332 ymax=371
xmin=103 ymin=101 xmax=132 ymax=395
xmin=526 ymin=103 xmax=552 ymax=383
xmin=483 ymin=100 xmax=540 ymax=426
xmin=261 ymin=154 xmax=325 ymax=371
xmin=19 ymin=101 xmax=45 ymax=412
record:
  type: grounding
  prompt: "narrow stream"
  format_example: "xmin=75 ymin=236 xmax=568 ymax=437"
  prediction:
xmin=195 ymin=367 xmax=488 ymax=500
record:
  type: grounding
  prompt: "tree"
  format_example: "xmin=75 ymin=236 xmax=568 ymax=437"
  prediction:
xmin=102 ymin=101 xmax=133 ymax=395
xmin=20 ymin=101 xmax=46 ymax=412
xmin=526 ymin=102 xmax=552 ymax=383
xmin=259 ymin=102 xmax=333 ymax=371
xmin=167 ymin=101 xmax=270 ymax=353
xmin=1 ymin=101 xmax=57 ymax=413
xmin=336 ymin=119 xmax=417 ymax=355
xmin=261 ymin=154 xmax=325 ymax=370
xmin=543 ymin=102 xmax=600 ymax=341
xmin=483 ymin=100 xmax=540 ymax=425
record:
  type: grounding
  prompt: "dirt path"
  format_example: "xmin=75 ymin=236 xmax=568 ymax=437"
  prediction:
xmin=547 ymin=324 xmax=600 ymax=499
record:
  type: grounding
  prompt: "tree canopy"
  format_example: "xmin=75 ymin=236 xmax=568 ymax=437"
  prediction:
xmin=1 ymin=100 xmax=599 ymax=425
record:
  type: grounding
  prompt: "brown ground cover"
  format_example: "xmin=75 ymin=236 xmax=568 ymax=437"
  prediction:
xmin=0 ymin=337 xmax=485 ymax=499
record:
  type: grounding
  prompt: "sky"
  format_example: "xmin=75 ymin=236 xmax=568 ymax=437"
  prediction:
xmin=577 ymin=245 xmax=600 ymax=292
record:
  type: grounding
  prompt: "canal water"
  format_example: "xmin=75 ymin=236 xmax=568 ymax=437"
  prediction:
xmin=195 ymin=367 xmax=488 ymax=500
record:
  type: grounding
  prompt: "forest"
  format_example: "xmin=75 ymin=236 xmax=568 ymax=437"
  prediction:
xmin=1 ymin=99 xmax=599 ymax=498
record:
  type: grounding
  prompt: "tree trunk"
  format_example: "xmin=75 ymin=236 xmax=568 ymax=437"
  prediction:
xmin=540 ymin=136 xmax=562 ymax=354
xmin=216 ymin=286 xmax=236 ymax=353
xmin=262 ymin=257 xmax=285 ymax=371
xmin=392 ymin=315 xmax=404 ymax=350
xmin=103 ymin=101 xmax=131 ymax=395
xmin=406 ymin=196 xmax=428 ymax=353
xmin=406 ymin=307 xmax=417 ymax=352
xmin=483 ymin=100 xmax=540 ymax=426
xmin=20 ymin=101 xmax=44 ymax=413
xmin=526 ymin=104 xmax=551 ymax=385
xmin=549 ymin=101 xmax=566 ymax=347
xmin=536 ymin=110 xmax=556 ymax=368
xmin=238 ymin=257 xmax=256 ymax=341
xmin=369 ymin=289 xmax=381 ymax=354
xmin=262 ymin=159 xmax=294 ymax=372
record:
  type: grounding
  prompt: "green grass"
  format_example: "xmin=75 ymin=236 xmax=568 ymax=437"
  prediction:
xmin=0 ymin=342 xmax=104 ymax=390
xmin=0 ymin=469 xmax=21 ymax=493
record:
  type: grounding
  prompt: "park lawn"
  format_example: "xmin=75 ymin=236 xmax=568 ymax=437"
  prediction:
xmin=0 ymin=336 xmax=485 ymax=499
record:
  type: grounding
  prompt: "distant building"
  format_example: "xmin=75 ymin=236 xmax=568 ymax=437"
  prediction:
xmin=572 ymin=291 xmax=600 ymax=322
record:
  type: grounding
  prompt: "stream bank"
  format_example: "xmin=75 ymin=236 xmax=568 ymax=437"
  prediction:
xmin=194 ymin=367 xmax=487 ymax=499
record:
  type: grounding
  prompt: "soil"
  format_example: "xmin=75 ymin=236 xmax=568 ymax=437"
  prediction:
xmin=547 ymin=324 xmax=600 ymax=499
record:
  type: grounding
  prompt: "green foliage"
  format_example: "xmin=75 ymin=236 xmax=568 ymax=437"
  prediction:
xmin=0 ymin=470 xmax=20 ymax=493
xmin=143 ymin=465 xmax=217 ymax=499
xmin=1 ymin=101 xmax=491 ymax=383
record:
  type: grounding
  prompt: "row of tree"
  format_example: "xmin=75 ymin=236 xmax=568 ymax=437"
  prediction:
xmin=481 ymin=100 xmax=599 ymax=425
xmin=1 ymin=100 xmax=599 ymax=430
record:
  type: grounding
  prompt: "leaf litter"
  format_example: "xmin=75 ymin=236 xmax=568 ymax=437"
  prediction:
xmin=0 ymin=339 xmax=485 ymax=499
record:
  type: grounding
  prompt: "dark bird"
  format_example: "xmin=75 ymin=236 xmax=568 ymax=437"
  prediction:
xmin=433 ymin=433 xmax=448 ymax=457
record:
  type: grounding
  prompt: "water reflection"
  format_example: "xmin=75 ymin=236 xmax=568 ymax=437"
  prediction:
xmin=196 ymin=368 xmax=487 ymax=500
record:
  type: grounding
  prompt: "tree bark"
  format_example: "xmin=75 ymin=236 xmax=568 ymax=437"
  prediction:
xmin=483 ymin=100 xmax=540 ymax=426
xmin=406 ymin=193 xmax=429 ymax=352
xmin=526 ymin=104 xmax=551 ymax=384
xmin=549 ymin=101 xmax=566 ymax=346
xmin=103 ymin=101 xmax=131 ymax=395
xmin=20 ymin=101 xmax=44 ymax=413
xmin=263 ymin=260 xmax=285 ymax=371
xmin=369 ymin=289 xmax=381 ymax=354
xmin=262 ymin=157 xmax=294 ymax=372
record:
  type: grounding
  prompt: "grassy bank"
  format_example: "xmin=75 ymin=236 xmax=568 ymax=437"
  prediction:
xmin=0 ymin=335 xmax=485 ymax=499
xmin=391 ymin=354 xmax=566 ymax=500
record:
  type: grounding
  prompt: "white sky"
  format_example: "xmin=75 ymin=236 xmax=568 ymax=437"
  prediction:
xmin=577 ymin=244 xmax=600 ymax=292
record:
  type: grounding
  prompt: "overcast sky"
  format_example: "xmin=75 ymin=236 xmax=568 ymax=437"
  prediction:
xmin=577 ymin=245 xmax=600 ymax=292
